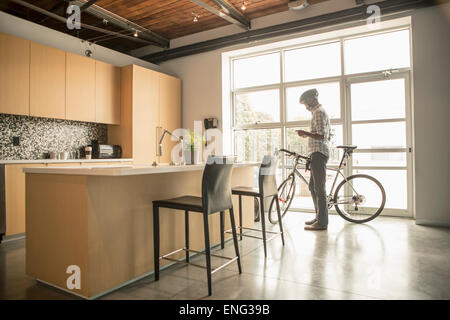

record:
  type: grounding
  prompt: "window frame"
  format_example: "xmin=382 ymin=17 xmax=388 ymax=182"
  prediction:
xmin=229 ymin=25 xmax=413 ymax=217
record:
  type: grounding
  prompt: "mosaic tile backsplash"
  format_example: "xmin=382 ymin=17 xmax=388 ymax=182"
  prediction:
xmin=0 ymin=114 xmax=107 ymax=160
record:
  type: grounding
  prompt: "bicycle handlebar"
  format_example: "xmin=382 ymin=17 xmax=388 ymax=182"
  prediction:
xmin=279 ymin=148 xmax=310 ymax=160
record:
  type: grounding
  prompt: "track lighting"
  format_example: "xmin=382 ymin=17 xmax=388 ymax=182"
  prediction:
xmin=241 ymin=1 xmax=247 ymax=11
xmin=133 ymin=30 xmax=139 ymax=37
xmin=192 ymin=12 xmax=200 ymax=22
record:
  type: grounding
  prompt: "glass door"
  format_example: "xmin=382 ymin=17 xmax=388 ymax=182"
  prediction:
xmin=345 ymin=72 xmax=413 ymax=217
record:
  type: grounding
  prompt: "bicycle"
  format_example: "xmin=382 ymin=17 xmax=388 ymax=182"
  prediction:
xmin=267 ymin=146 xmax=386 ymax=224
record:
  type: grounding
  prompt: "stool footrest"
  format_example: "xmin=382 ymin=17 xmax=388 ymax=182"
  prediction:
xmin=184 ymin=248 xmax=236 ymax=260
xmin=162 ymin=256 xmax=206 ymax=269
xmin=240 ymin=226 xmax=280 ymax=235
xmin=225 ymin=228 xmax=282 ymax=242
xmin=159 ymin=247 xmax=239 ymax=274
xmin=211 ymin=257 xmax=238 ymax=275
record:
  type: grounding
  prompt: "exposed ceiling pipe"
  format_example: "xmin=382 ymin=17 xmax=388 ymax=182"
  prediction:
xmin=9 ymin=0 xmax=155 ymax=45
xmin=73 ymin=0 xmax=169 ymax=48
xmin=39 ymin=1 xmax=67 ymax=23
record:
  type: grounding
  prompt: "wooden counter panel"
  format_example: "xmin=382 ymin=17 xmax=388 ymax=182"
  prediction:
xmin=26 ymin=174 xmax=89 ymax=297
xmin=25 ymin=167 xmax=254 ymax=298
xmin=85 ymin=167 xmax=254 ymax=297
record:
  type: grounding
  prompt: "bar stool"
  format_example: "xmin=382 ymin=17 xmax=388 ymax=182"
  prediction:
xmin=152 ymin=156 xmax=242 ymax=296
xmin=224 ymin=155 xmax=285 ymax=258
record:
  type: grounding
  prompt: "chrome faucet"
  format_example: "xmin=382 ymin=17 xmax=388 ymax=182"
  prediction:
xmin=153 ymin=128 xmax=184 ymax=166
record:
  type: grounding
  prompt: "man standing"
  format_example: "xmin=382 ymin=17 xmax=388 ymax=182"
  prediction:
xmin=296 ymin=88 xmax=330 ymax=231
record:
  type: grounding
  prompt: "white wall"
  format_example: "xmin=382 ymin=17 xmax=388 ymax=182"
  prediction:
xmin=161 ymin=3 xmax=450 ymax=226
xmin=411 ymin=3 xmax=450 ymax=227
xmin=0 ymin=11 xmax=167 ymax=73
xmin=161 ymin=52 xmax=223 ymax=134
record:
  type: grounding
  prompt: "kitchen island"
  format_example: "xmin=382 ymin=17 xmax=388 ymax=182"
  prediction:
xmin=23 ymin=162 xmax=258 ymax=299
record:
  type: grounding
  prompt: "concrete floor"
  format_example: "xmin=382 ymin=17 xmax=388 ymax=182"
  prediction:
xmin=1 ymin=213 xmax=449 ymax=300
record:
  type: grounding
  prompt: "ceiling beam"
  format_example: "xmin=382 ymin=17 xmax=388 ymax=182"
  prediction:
xmin=209 ymin=0 xmax=251 ymax=29
xmin=127 ymin=44 xmax=165 ymax=58
xmin=72 ymin=0 xmax=170 ymax=48
xmin=189 ymin=0 xmax=250 ymax=30
xmin=143 ymin=0 xmax=433 ymax=64
xmin=10 ymin=0 xmax=155 ymax=46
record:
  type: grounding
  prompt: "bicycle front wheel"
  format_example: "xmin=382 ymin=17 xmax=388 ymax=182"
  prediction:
xmin=333 ymin=174 xmax=386 ymax=224
xmin=268 ymin=175 xmax=296 ymax=224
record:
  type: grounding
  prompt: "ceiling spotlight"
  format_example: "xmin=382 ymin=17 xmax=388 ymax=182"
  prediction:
xmin=241 ymin=1 xmax=247 ymax=11
xmin=133 ymin=30 xmax=139 ymax=37
xmin=193 ymin=16 xmax=198 ymax=22
xmin=288 ymin=0 xmax=309 ymax=11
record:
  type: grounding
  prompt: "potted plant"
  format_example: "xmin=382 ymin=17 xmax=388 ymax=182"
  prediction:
xmin=183 ymin=130 xmax=205 ymax=165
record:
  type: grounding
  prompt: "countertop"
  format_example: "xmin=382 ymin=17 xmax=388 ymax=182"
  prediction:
xmin=0 ymin=158 xmax=133 ymax=165
xmin=22 ymin=162 xmax=259 ymax=176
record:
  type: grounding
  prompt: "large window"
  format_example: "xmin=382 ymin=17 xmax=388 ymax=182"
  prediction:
xmin=284 ymin=42 xmax=341 ymax=82
xmin=344 ymin=29 xmax=411 ymax=75
xmin=230 ymin=27 xmax=413 ymax=216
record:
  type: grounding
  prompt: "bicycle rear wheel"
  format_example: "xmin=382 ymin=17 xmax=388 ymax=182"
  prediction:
xmin=268 ymin=175 xmax=296 ymax=224
xmin=333 ymin=174 xmax=386 ymax=223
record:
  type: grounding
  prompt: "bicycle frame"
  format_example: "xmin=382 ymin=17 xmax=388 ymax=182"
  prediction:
xmin=286 ymin=151 xmax=359 ymax=206
xmin=273 ymin=148 xmax=385 ymax=224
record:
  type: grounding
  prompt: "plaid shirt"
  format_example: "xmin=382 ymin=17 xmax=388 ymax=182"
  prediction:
xmin=308 ymin=104 xmax=330 ymax=158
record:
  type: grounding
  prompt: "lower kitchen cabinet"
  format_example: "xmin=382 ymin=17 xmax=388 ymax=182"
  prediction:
xmin=4 ymin=164 xmax=40 ymax=236
xmin=2 ymin=162 xmax=131 ymax=238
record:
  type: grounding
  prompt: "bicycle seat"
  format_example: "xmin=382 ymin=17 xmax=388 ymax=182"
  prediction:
xmin=337 ymin=145 xmax=357 ymax=151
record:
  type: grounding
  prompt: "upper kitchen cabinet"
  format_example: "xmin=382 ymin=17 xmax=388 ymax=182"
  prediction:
xmin=109 ymin=65 xmax=160 ymax=163
xmin=66 ymin=52 xmax=96 ymax=122
xmin=0 ymin=33 xmax=30 ymax=116
xmin=108 ymin=65 xmax=180 ymax=164
xmin=30 ymin=42 xmax=66 ymax=119
xmin=159 ymin=73 xmax=181 ymax=164
xmin=132 ymin=65 xmax=160 ymax=163
xmin=95 ymin=60 xmax=121 ymax=125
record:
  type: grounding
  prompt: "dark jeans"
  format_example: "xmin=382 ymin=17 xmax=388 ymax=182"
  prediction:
xmin=309 ymin=152 xmax=329 ymax=227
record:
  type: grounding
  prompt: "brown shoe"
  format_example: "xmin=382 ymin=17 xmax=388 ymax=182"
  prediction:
xmin=304 ymin=218 xmax=317 ymax=225
xmin=304 ymin=222 xmax=327 ymax=230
